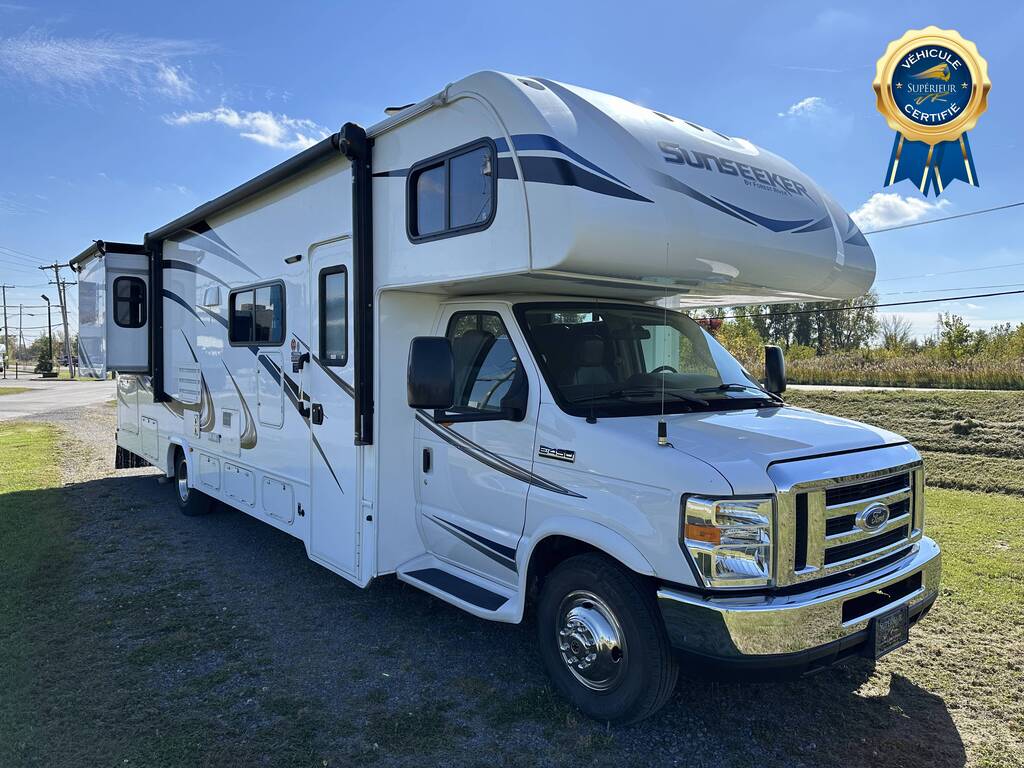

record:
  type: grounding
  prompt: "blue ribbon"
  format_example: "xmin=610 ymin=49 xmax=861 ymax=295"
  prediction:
xmin=883 ymin=133 xmax=978 ymax=197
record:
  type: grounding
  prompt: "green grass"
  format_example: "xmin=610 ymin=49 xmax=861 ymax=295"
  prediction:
xmin=0 ymin=386 xmax=29 ymax=396
xmin=787 ymin=388 xmax=1024 ymax=495
xmin=786 ymin=353 xmax=1024 ymax=390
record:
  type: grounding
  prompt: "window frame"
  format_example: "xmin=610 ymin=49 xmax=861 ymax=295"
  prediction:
xmin=434 ymin=309 xmax=526 ymax=424
xmin=227 ymin=279 xmax=286 ymax=347
xmin=112 ymin=275 xmax=147 ymax=329
xmin=318 ymin=265 xmax=348 ymax=367
xmin=406 ymin=137 xmax=498 ymax=244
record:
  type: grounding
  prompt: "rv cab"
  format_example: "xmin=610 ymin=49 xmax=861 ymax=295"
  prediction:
xmin=72 ymin=71 xmax=940 ymax=723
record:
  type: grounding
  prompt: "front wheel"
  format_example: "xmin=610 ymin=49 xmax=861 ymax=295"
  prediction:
xmin=536 ymin=553 xmax=679 ymax=724
xmin=173 ymin=450 xmax=211 ymax=516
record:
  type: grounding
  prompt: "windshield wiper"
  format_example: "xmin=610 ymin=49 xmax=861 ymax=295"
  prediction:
xmin=570 ymin=388 xmax=709 ymax=407
xmin=695 ymin=382 xmax=784 ymax=404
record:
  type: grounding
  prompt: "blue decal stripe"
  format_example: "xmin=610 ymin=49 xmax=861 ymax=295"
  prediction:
xmin=199 ymin=306 xmax=228 ymax=328
xmin=162 ymin=289 xmax=203 ymax=321
xmin=163 ymin=259 xmax=231 ymax=288
xmin=499 ymin=134 xmax=627 ymax=186
xmin=710 ymin=196 xmax=813 ymax=233
xmin=791 ymin=216 xmax=833 ymax=234
xmin=518 ymin=156 xmax=651 ymax=202
xmin=649 ymin=169 xmax=755 ymax=225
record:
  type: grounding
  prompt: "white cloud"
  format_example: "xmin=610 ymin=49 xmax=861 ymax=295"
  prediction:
xmin=851 ymin=192 xmax=951 ymax=232
xmin=777 ymin=96 xmax=830 ymax=119
xmin=165 ymin=106 xmax=330 ymax=151
xmin=155 ymin=63 xmax=195 ymax=99
xmin=0 ymin=30 xmax=205 ymax=100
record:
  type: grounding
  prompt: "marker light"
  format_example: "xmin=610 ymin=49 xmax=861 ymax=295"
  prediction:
xmin=682 ymin=496 xmax=773 ymax=588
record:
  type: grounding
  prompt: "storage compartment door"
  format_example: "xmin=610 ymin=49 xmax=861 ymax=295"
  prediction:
xmin=104 ymin=251 xmax=151 ymax=373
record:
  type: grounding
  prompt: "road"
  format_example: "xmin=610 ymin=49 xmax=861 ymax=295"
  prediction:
xmin=0 ymin=378 xmax=116 ymax=421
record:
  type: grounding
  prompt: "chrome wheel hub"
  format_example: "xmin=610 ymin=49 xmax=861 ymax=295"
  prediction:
xmin=176 ymin=463 xmax=189 ymax=502
xmin=556 ymin=590 xmax=627 ymax=691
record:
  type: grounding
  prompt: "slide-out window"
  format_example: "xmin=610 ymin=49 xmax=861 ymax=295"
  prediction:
xmin=408 ymin=139 xmax=496 ymax=242
xmin=113 ymin=276 xmax=147 ymax=329
xmin=229 ymin=282 xmax=285 ymax=346
xmin=318 ymin=266 xmax=348 ymax=366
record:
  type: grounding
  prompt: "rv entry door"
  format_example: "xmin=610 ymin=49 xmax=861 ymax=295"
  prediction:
xmin=306 ymin=238 xmax=362 ymax=581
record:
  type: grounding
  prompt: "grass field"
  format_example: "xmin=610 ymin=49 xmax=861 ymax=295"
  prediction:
xmin=0 ymin=386 xmax=29 ymax=396
xmin=2 ymin=400 xmax=1022 ymax=766
xmin=787 ymin=388 xmax=1024 ymax=496
xmin=786 ymin=355 xmax=1024 ymax=391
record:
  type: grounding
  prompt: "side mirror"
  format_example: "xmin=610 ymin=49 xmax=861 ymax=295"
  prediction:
xmin=764 ymin=345 xmax=787 ymax=395
xmin=407 ymin=337 xmax=454 ymax=410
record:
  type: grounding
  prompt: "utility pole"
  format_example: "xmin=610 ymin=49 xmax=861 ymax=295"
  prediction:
xmin=41 ymin=295 xmax=53 ymax=370
xmin=17 ymin=303 xmax=22 ymax=379
xmin=39 ymin=263 xmax=75 ymax=378
xmin=0 ymin=283 xmax=10 ymax=380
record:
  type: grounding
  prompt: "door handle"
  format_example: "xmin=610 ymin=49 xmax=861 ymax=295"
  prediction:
xmin=422 ymin=447 xmax=432 ymax=473
xmin=311 ymin=403 xmax=324 ymax=425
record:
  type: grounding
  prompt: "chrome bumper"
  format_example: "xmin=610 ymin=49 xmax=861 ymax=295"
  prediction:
xmin=658 ymin=537 xmax=940 ymax=662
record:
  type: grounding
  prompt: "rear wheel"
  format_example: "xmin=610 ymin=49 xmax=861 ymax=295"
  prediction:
xmin=173 ymin=449 xmax=211 ymax=516
xmin=536 ymin=552 xmax=679 ymax=724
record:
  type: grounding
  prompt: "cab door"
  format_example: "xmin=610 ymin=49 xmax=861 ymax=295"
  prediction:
xmin=307 ymin=239 xmax=362 ymax=582
xmin=413 ymin=306 xmax=537 ymax=586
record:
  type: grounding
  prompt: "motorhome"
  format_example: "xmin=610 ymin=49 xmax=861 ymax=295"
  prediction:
xmin=72 ymin=71 xmax=940 ymax=723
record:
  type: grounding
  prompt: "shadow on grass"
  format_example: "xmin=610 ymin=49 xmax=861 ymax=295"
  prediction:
xmin=1 ymin=474 xmax=967 ymax=768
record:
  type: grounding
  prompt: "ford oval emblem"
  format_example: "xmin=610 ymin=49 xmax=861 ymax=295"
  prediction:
xmin=857 ymin=502 xmax=890 ymax=532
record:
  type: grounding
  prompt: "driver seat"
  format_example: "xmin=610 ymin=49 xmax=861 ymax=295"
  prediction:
xmin=573 ymin=335 xmax=615 ymax=387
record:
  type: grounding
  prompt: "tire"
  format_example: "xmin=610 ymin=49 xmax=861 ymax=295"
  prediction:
xmin=536 ymin=552 xmax=679 ymax=724
xmin=173 ymin=449 xmax=211 ymax=516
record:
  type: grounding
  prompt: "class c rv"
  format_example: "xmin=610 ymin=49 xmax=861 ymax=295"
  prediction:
xmin=72 ymin=71 xmax=940 ymax=723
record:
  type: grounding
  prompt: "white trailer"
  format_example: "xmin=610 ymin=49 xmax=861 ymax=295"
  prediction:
xmin=73 ymin=72 xmax=940 ymax=723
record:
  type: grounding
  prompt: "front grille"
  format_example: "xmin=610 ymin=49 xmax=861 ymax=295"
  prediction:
xmin=824 ymin=525 xmax=910 ymax=565
xmin=773 ymin=455 xmax=923 ymax=587
xmin=825 ymin=472 xmax=910 ymax=506
xmin=826 ymin=497 xmax=911 ymax=537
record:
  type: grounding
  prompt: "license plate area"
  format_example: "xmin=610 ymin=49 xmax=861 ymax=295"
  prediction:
xmin=868 ymin=604 xmax=909 ymax=659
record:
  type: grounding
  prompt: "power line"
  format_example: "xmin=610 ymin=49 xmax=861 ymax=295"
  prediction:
xmin=721 ymin=288 xmax=1024 ymax=320
xmin=862 ymin=200 xmax=1024 ymax=235
xmin=0 ymin=244 xmax=47 ymax=263
xmin=877 ymin=281 xmax=1024 ymax=297
xmin=875 ymin=260 xmax=1024 ymax=282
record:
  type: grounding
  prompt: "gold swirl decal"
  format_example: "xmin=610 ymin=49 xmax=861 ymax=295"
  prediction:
xmin=222 ymin=362 xmax=257 ymax=449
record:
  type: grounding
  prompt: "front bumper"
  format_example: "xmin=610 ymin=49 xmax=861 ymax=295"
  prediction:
xmin=657 ymin=537 xmax=940 ymax=675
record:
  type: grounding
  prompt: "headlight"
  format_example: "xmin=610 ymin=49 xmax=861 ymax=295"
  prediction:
xmin=681 ymin=496 xmax=774 ymax=588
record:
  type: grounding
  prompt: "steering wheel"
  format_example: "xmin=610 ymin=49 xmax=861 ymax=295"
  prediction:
xmin=651 ymin=365 xmax=678 ymax=374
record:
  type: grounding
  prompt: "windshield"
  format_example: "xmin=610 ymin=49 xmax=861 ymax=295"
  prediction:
xmin=516 ymin=302 xmax=776 ymax=417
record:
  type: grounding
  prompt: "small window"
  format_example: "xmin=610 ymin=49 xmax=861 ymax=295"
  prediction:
xmin=113 ymin=276 xmax=147 ymax=328
xmin=408 ymin=139 xmax=496 ymax=242
xmin=445 ymin=311 xmax=520 ymax=415
xmin=229 ymin=282 xmax=285 ymax=346
xmin=319 ymin=266 xmax=348 ymax=366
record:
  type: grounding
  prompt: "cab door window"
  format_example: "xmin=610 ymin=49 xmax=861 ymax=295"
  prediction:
xmin=442 ymin=311 xmax=525 ymax=420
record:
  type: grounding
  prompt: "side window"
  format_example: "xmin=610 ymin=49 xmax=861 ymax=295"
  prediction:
xmin=408 ymin=139 xmax=496 ymax=242
xmin=229 ymin=282 xmax=285 ymax=346
xmin=444 ymin=311 xmax=521 ymax=416
xmin=319 ymin=266 xmax=348 ymax=366
xmin=112 ymin=276 xmax=146 ymax=329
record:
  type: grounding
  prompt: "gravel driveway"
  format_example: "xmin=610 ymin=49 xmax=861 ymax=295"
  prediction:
xmin=10 ymin=403 xmax=973 ymax=768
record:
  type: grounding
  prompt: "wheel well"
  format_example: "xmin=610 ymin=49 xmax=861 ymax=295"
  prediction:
xmin=166 ymin=443 xmax=183 ymax=477
xmin=524 ymin=536 xmax=601 ymax=606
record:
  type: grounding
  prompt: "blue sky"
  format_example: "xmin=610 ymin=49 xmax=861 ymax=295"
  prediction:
xmin=1 ymin=0 xmax=1021 ymax=342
